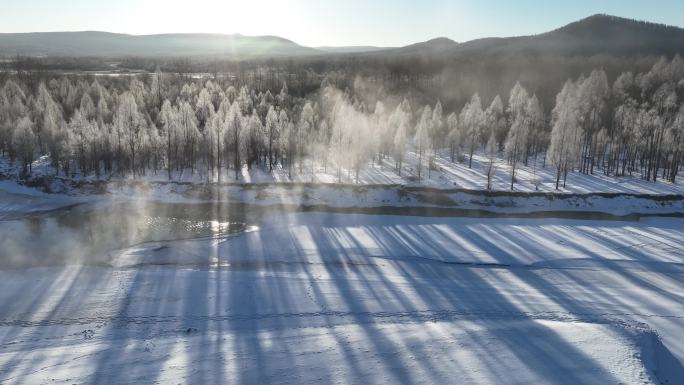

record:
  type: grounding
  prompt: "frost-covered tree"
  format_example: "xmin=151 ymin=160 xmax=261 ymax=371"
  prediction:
xmin=245 ymin=112 xmax=264 ymax=169
xmin=196 ymin=88 xmax=214 ymax=131
xmin=12 ymin=116 xmax=35 ymax=176
xmin=317 ymin=119 xmax=331 ymax=172
xmin=149 ymin=67 xmax=164 ymax=112
xmin=69 ymin=109 xmax=96 ymax=176
xmin=115 ymin=92 xmax=144 ymax=176
xmin=664 ymin=104 xmax=684 ymax=182
xmin=484 ymin=133 xmax=498 ymax=190
xmin=577 ymin=70 xmax=610 ymax=174
xmin=548 ymin=80 xmax=582 ymax=189
xmin=525 ymin=95 xmax=545 ymax=166
xmin=285 ymin=120 xmax=297 ymax=179
xmin=414 ymin=105 xmax=432 ymax=183
xmin=446 ymin=112 xmax=461 ymax=162
xmin=428 ymin=101 xmax=443 ymax=175
xmin=160 ymin=100 xmax=179 ymax=180
xmin=505 ymin=83 xmax=530 ymax=190
xmin=504 ymin=116 xmax=528 ymax=191
xmin=350 ymin=110 xmax=372 ymax=183
xmin=460 ymin=93 xmax=484 ymax=168
xmin=178 ymin=101 xmax=199 ymax=173
xmin=265 ymin=106 xmax=279 ymax=170
xmin=391 ymin=100 xmax=411 ymax=175
xmin=79 ymin=93 xmax=96 ymax=121
xmin=225 ymin=102 xmax=244 ymax=180
xmin=298 ymin=102 xmax=315 ymax=173
xmin=372 ymin=101 xmax=387 ymax=166
xmin=34 ymin=82 xmax=64 ymax=153
xmin=485 ymin=96 xmax=507 ymax=149
xmin=0 ymin=80 xmax=27 ymax=160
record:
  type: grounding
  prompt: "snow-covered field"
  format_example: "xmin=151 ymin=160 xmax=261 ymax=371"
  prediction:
xmin=1 ymin=155 xmax=684 ymax=384
xmin=114 ymin=213 xmax=684 ymax=267
xmin=1 ymin=207 xmax=683 ymax=384
xmin=0 ymin=310 xmax=670 ymax=385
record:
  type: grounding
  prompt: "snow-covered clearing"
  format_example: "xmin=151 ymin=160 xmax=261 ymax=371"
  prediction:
xmin=0 ymin=313 xmax=669 ymax=385
xmin=1 ymin=209 xmax=683 ymax=384
xmin=3 ymin=149 xmax=684 ymax=195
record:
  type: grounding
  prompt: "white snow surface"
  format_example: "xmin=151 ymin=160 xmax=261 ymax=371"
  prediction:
xmin=1 ymin=212 xmax=683 ymax=384
xmin=3 ymin=150 xmax=684 ymax=195
xmin=111 ymin=182 xmax=684 ymax=215
xmin=114 ymin=214 xmax=684 ymax=267
xmin=0 ymin=181 xmax=89 ymax=220
xmin=2 ymin=152 xmax=684 ymax=384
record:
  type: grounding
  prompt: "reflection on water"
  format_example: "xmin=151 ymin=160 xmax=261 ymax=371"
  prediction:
xmin=0 ymin=201 xmax=258 ymax=268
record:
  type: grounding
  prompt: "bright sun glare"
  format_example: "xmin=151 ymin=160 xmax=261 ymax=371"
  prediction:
xmin=138 ymin=0 xmax=296 ymax=37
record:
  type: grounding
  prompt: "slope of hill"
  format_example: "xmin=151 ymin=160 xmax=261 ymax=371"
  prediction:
xmin=0 ymin=31 xmax=322 ymax=58
xmin=451 ymin=14 xmax=684 ymax=57
xmin=0 ymin=15 xmax=682 ymax=60
xmin=315 ymin=46 xmax=390 ymax=54
xmin=377 ymin=37 xmax=459 ymax=57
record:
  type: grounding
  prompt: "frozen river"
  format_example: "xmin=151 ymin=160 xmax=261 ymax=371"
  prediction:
xmin=0 ymin=192 xmax=683 ymax=384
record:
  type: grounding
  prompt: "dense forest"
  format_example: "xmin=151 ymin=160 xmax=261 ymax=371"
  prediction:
xmin=1 ymin=56 xmax=683 ymax=189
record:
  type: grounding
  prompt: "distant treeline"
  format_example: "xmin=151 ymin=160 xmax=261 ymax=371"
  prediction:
xmin=2 ymin=53 xmax=668 ymax=109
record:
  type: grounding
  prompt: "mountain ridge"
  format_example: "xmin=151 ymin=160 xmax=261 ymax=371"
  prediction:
xmin=0 ymin=14 xmax=683 ymax=58
xmin=445 ymin=14 xmax=684 ymax=57
xmin=0 ymin=31 xmax=321 ymax=58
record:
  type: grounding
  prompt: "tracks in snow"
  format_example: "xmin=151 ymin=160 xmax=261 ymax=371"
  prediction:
xmin=1 ymin=308 xmax=681 ymax=330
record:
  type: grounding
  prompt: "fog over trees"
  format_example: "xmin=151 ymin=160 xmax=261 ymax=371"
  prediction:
xmin=1 ymin=56 xmax=683 ymax=189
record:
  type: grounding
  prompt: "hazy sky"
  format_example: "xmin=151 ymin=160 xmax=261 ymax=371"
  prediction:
xmin=2 ymin=0 xmax=683 ymax=47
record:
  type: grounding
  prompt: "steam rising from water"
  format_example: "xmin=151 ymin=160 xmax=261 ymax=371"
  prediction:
xmin=0 ymin=193 xmax=251 ymax=268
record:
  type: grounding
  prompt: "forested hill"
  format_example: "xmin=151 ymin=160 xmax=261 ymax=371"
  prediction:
xmin=1 ymin=15 xmax=683 ymax=59
xmin=354 ymin=14 xmax=684 ymax=59
xmin=0 ymin=31 xmax=321 ymax=58
xmin=444 ymin=14 xmax=684 ymax=58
